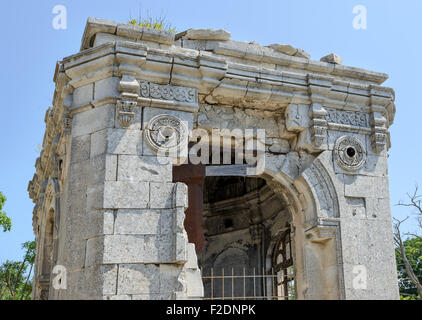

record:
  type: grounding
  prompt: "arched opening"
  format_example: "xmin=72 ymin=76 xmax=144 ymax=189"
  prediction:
xmin=271 ymin=226 xmax=295 ymax=299
xmin=172 ymin=156 xmax=343 ymax=300
xmin=198 ymin=176 xmax=296 ymax=300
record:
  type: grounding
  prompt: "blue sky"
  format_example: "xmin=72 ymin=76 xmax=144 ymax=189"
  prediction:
xmin=0 ymin=0 xmax=421 ymax=262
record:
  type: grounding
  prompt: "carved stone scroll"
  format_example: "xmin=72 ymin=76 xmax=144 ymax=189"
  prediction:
xmin=310 ymin=103 xmax=328 ymax=148
xmin=370 ymin=112 xmax=388 ymax=153
xmin=117 ymin=74 xmax=139 ymax=127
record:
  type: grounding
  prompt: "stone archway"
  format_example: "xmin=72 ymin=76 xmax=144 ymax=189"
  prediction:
xmin=264 ymin=164 xmax=344 ymax=300
xmin=173 ymin=152 xmax=345 ymax=300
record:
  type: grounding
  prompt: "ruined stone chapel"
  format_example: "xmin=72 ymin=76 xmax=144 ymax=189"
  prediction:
xmin=28 ymin=18 xmax=399 ymax=300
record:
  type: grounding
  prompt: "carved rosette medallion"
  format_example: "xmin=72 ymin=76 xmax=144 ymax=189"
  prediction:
xmin=144 ymin=114 xmax=188 ymax=154
xmin=334 ymin=136 xmax=366 ymax=171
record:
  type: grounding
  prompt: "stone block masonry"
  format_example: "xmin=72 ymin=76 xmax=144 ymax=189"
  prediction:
xmin=28 ymin=17 xmax=398 ymax=300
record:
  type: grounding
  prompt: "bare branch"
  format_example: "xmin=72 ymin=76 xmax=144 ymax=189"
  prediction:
xmin=397 ymin=184 xmax=422 ymax=216
xmin=404 ymin=232 xmax=422 ymax=241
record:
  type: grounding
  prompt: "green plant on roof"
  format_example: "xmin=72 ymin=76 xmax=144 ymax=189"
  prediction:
xmin=128 ymin=13 xmax=177 ymax=33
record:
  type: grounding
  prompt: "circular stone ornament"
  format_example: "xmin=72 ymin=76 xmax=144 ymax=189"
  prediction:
xmin=334 ymin=136 xmax=366 ymax=171
xmin=144 ymin=114 xmax=188 ymax=154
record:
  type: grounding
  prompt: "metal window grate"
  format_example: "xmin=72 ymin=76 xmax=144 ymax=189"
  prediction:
xmin=201 ymin=267 xmax=294 ymax=300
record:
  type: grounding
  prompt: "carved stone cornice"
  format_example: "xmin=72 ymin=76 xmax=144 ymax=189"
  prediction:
xmin=81 ymin=17 xmax=175 ymax=51
xmin=59 ymin=38 xmax=395 ymax=130
xmin=28 ymin=64 xmax=72 ymax=227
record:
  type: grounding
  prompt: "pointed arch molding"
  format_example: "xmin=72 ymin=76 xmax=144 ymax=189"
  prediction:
xmin=296 ymin=151 xmax=345 ymax=299
xmin=300 ymin=154 xmax=340 ymax=226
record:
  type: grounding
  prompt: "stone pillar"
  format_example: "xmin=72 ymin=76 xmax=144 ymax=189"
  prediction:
xmin=298 ymin=144 xmax=399 ymax=300
xmin=50 ymin=75 xmax=204 ymax=299
xmin=173 ymin=163 xmax=206 ymax=253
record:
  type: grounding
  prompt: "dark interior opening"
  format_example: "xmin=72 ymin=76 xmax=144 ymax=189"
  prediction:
xmin=346 ymin=147 xmax=356 ymax=158
xmin=199 ymin=175 xmax=294 ymax=300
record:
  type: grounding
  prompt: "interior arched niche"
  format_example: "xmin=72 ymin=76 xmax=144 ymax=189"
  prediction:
xmin=194 ymin=159 xmax=343 ymax=300
xmin=199 ymin=176 xmax=296 ymax=300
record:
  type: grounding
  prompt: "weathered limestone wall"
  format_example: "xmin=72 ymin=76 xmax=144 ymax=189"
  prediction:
xmin=56 ymin=90 xmax=202 ymax=299
xmin=28 ymin=17 xmax=399 ymax=300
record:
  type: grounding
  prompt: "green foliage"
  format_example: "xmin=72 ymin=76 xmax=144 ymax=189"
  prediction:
xmin=0 ymin=240 xmax=36 ymax=300
xmin=128 ymin=14 xmax=177 ymax=33
xmin=0 ymin=192 xmax=11 ymax=232
xmin=0 ymin=190 xmax=35 ymax=300
xmin=396 ymin=236 xmax=422 ymax=299
xmin=400 ymin=294 xmax=419 ymax=300
xmin=22 ymin=241 xmax=36 ymax=265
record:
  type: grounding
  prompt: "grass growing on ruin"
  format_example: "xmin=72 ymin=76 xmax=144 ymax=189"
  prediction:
xmin=128 ymin=14 xmax=177 ymax=33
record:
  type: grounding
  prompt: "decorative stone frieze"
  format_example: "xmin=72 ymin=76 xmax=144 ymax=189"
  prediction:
xmin=325 ymin=108 xmax=370 ymax=128
xmin=138 ymin=81 xmax=199 ymax=112
xmin=139 ymin=81 xmax=196 ymax=103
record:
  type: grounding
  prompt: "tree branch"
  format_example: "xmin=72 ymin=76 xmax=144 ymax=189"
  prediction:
xmin=393 ymin=216 xmax=422 ymax=299
xmin=404 ymin=232 xmax=422 ymax=241
xmin=22 ymin=263 xmax=33 ymax=300
xmin=12 ymin=258 xmax=27 ymax=300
